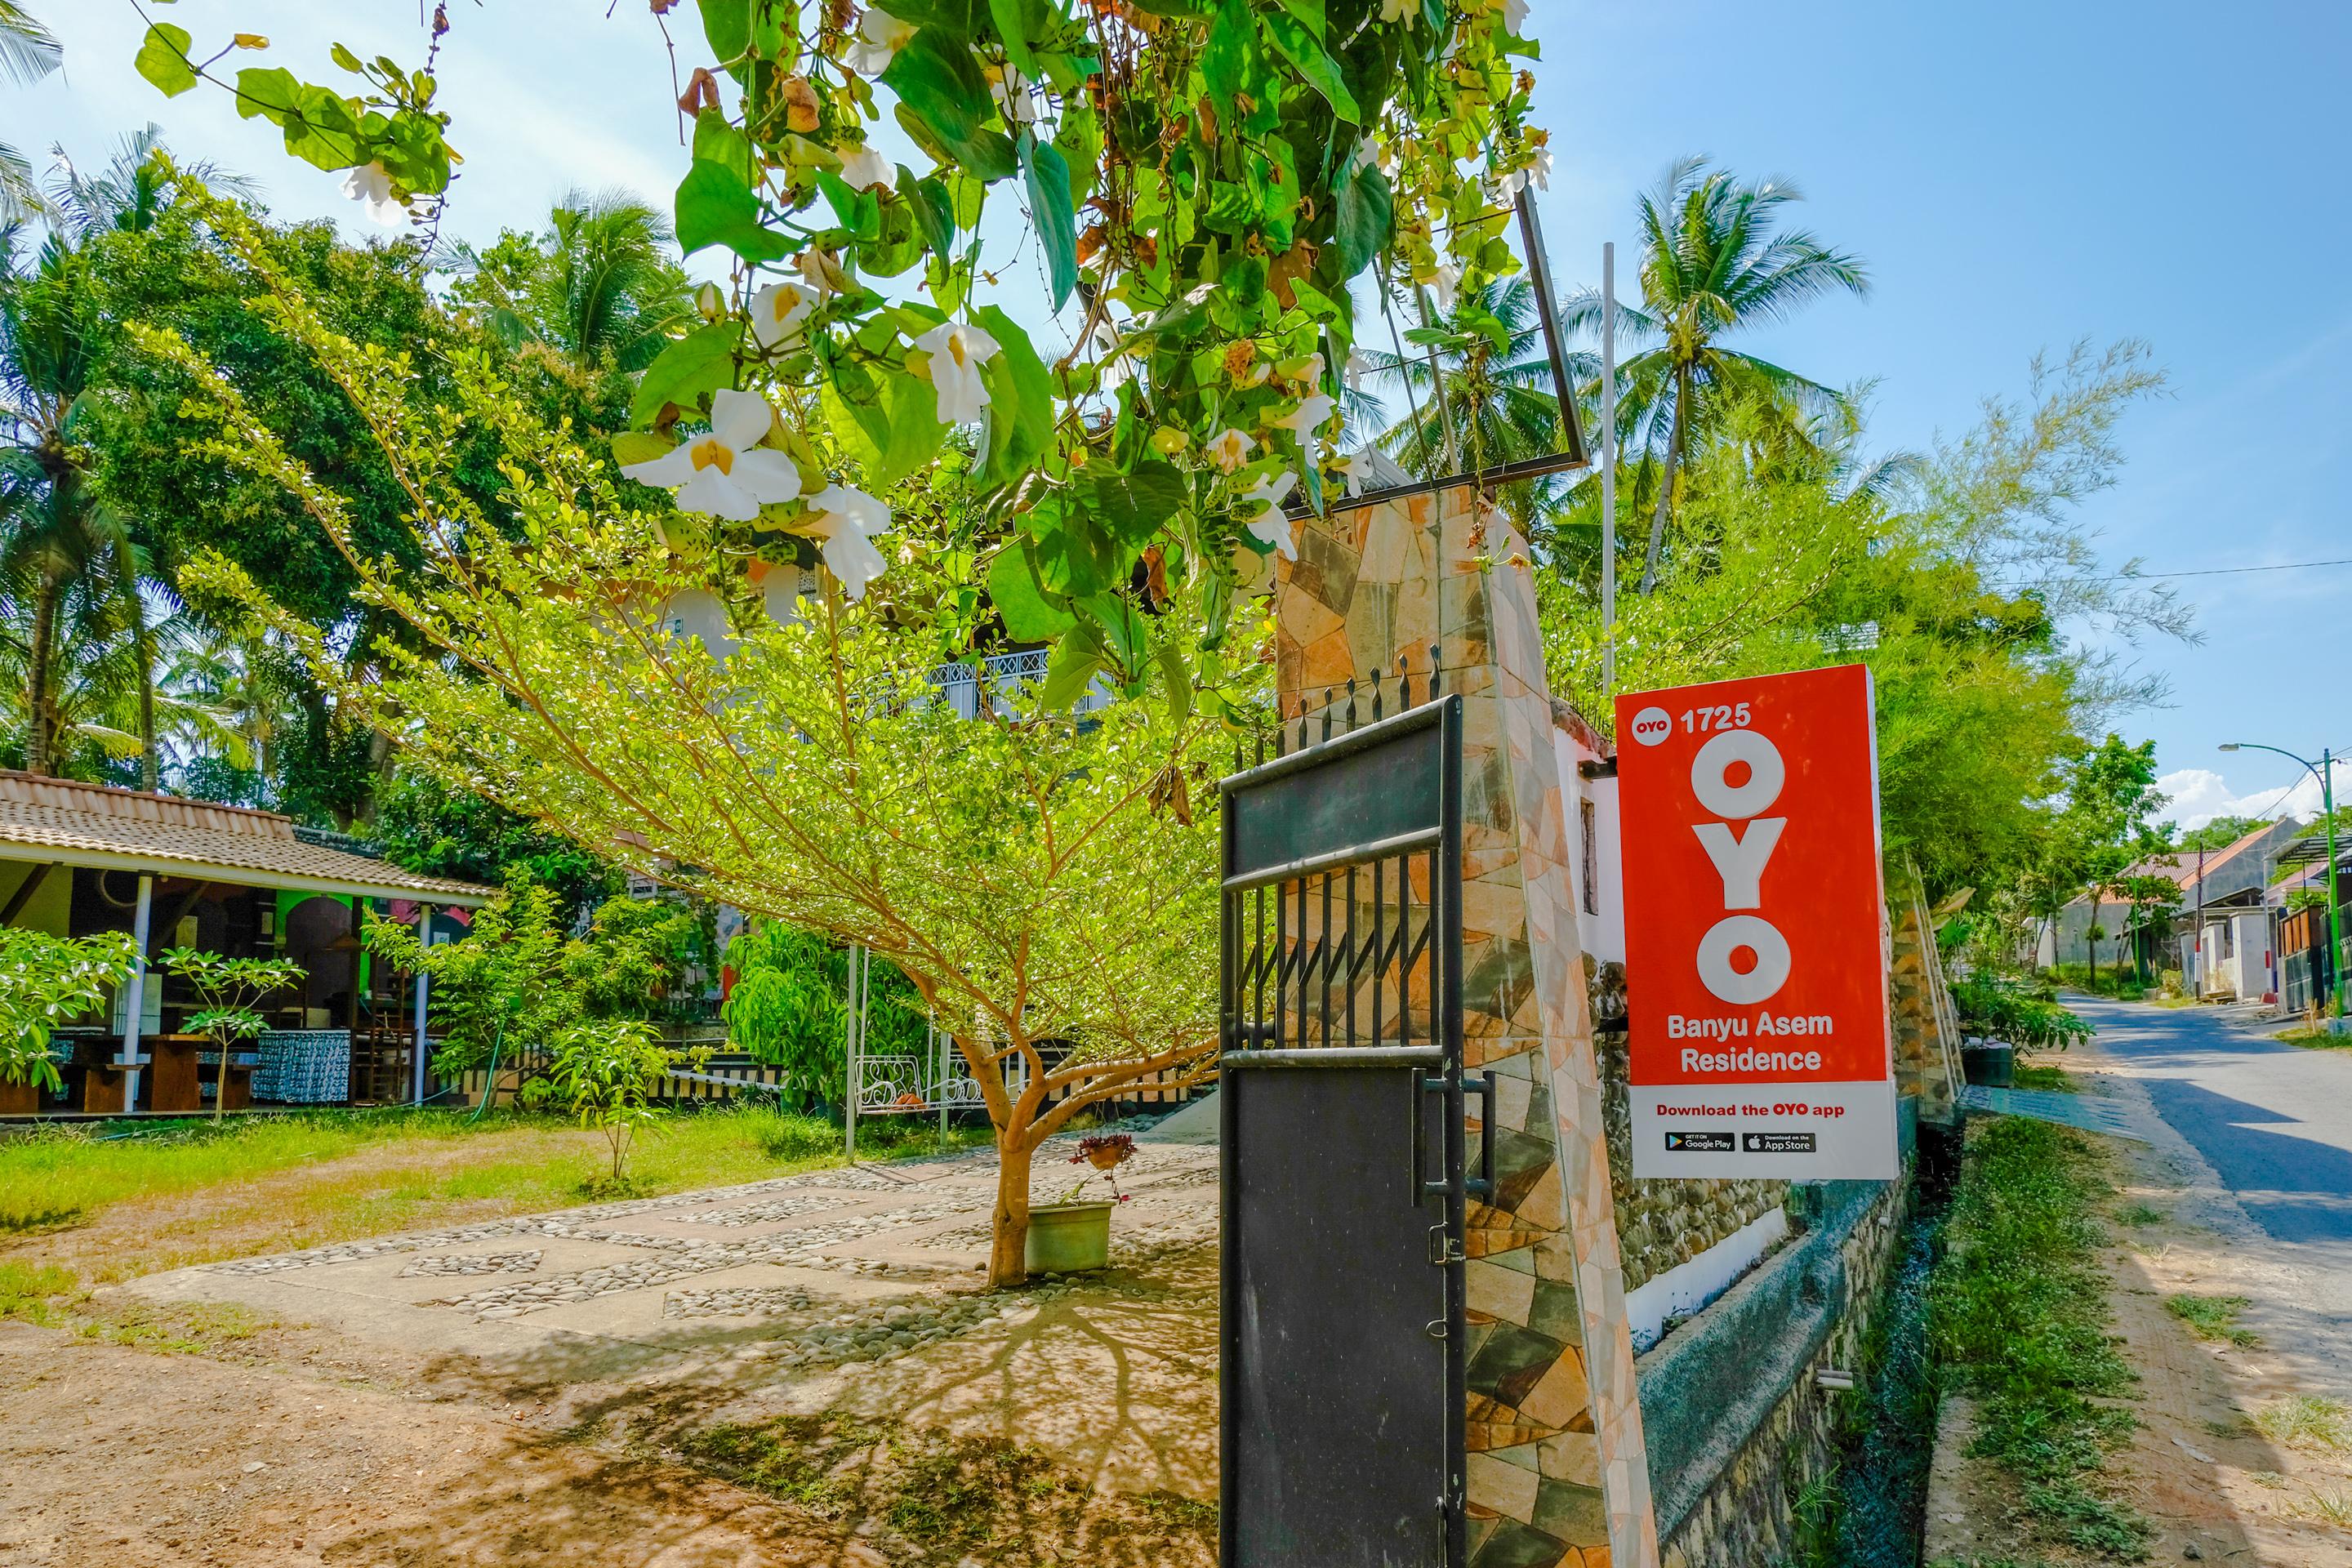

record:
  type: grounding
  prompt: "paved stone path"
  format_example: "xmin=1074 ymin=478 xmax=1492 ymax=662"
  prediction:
xmin=128 ymin=1129 xmax=1220 ymax=1371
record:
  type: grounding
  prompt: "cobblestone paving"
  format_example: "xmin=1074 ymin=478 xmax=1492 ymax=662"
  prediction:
xmin=666 ymin=1195 xmax=847 ymax=1227
xmin=399 ymin=1250 xmax=542 ymax=1279
xmin=662 ymin=1285 xmax=823 ymax=1319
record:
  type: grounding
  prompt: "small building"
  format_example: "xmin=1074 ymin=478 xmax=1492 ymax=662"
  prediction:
xmin=2035 ymin=820 xmax=2304 ymax=998
xmin=2268 ymin=831 xmax=2351 ymax=1014
xmin=0 ymin=772 xmax=493 ymax=1118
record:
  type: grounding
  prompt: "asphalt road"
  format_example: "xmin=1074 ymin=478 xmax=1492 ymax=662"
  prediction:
xmin=2077 ymin=996 xmax=2352 ymax=1260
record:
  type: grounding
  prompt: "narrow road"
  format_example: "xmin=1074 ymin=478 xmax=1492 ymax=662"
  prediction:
xmin=2076 ymin=995 xmax=2352 ymax=1396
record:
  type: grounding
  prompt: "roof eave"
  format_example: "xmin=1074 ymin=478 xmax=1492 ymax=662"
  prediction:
xmin=0 ymin=840 xmax=494 ymax=907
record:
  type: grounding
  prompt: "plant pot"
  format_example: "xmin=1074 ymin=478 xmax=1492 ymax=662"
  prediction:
xmin=1024 ymin=1200 xmax=1115 ymax=1275
xmin=1960 ymin=1041 xmax=2014 ymax=1089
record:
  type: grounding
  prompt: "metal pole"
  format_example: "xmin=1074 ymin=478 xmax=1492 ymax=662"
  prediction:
xmin=844 ymin=945 xmax=862 ymax=1163
xmin=2194 ymin=842 xmax=2205 ymax=998
xmin=2324 ymin=749 xmax=2345 ymax=1022
xmin=412 ymin=905 xmax=434 ymax=1106
xmin=1600 ymin=242 xmax=1619 ymax=697
xmin=120 ymin=873 xmax=154 ymax=1111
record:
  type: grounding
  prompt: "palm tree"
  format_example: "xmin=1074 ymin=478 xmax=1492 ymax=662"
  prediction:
xmin=1353 ymin=277 xmax=1579 ymax=537
xmin=0 ymin=3 xmax=60 ymax=224
xmin=442 ymin=189 xmax=693 ymax=372
xmin=1561 ymin=157 xmax=1870 ymax=593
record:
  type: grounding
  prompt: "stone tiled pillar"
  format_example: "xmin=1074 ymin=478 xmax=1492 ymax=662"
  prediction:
xmin=1275 ymin=483 xmax=1660 ymax=1568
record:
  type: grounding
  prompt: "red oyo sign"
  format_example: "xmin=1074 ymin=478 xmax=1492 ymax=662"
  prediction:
xmin=1614 ymin=665 xmax=1896 ymax=1180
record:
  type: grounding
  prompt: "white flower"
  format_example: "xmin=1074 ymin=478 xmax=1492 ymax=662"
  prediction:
xmin=912 ymin=319 xmax=1002 ymax=424
xmin=339 ymin=162 xmax=408 ymax=225
xmin=1378 ymin=0 xmax=1414 ymax=22
xmin=1206 ymin=428 xmax=1257 ymax=474
xmin=838 ymin=144 xmax=894 ymax=192
xmin=1530 ymin=145 xmax=1553 ymax=190
xmin=662 ymin=588 xmax=737 ymax=660
xmin=1344 ymin=350 xmax=1374 ymax=394
xmin=1273 ymin=393 xmax=1337 ymax=442
xmin=988 ymin=63 xmax=1040 ymax=125
xmin=1285 ymin=352 xmax=1325 ymax=388
xmin=1503 ymin=0 xmax=1529 ymax=33
xmin=1494 ymin=167 xmax=1528 ymax=203
xmin=847 ymin=7 xmax=915 ymax=74
xmin=803 ymin=483 xmax=893 ymax=599
xmin=619 ymin=389 xmax=802 ymax=522
xmin=1243 ymin=470 xmax=1299 ymax=559
xmin=750 ymin=281 xmax=818 ymax=350
xmin=1428 ymin=262 xmax=1460 ymax=313
xmin=1335 ymin=448 xmax=1378 ymax=496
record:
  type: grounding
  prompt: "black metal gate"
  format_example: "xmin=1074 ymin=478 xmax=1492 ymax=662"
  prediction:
xmin=1219 ymin=684 xmax=1481 ymax=1568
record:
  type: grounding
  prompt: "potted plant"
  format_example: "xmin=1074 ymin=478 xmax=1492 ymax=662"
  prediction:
xmin=1025 ymin=1133 xmax=1136 ymax=1275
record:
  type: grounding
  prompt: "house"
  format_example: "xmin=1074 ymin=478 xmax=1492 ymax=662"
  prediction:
xmin=0 ymin=772 xmax=493 ymax=1118
xmin=2035 ymin=818 xmax=2305 ymax=998
xmin=2267 ymin=830 xmax=2351 ymax=1014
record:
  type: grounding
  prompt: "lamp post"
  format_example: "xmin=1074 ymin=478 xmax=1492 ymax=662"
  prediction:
xmin=2221 ymin=742 xmax=2343 ymax=1019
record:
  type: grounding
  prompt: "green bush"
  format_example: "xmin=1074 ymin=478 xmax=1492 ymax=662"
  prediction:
xmin=721 ymin=923 xmax=928 ymax=1107
xmin=1952 ymin=971 xmax=2094 ymax=1048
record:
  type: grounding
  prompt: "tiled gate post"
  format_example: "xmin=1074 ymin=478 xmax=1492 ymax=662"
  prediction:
xmin=1273 ymin=483 xmax=1660 ymax=1568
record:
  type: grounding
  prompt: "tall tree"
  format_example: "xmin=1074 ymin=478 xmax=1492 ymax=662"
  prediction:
xmin=1561 ymin=157 xmax=1870 ymax=592
xmin=1355 ymin=276 xmax=1575 ymax=536
xmin=440 ymin=189 xmax=693 ymax=375
xmin=0 ymin=2 xmax=60 ymax=223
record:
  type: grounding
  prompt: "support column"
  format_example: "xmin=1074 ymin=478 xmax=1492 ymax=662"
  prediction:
xmin=1275 ymin=483 xmax=1658 ymax=1568
xmin=120 ymin=873 xmax=154 ymax=1111
xmin=412 ymin=904 xmax=434 ymax=1106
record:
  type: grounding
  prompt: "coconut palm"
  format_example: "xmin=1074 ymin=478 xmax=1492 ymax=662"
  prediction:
xmin=0 ymin=3 xmax=60 ymax=224
xmin=1561 ymin=157 xmax=1869 ymax=592
xmin=442 ymin=189 xmax=693 ymax=372
xmin=1352 ymin=277 xmax=1579 ymax=537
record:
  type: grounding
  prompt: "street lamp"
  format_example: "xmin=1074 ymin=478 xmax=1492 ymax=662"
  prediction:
xmin=2221 ymin=742 xmax=2344 ymax=1019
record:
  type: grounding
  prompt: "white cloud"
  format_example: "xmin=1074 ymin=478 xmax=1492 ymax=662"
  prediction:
xmin=2157 ymin=760 xmax=2351 ymax=829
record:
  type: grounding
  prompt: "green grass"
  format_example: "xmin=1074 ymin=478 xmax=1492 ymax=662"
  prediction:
xmin=2164 ymin=1294 xmax=2259 ymax=1348
xmin=0 ymin=1103 xmax=991 ymax=1282
xmin=1929 ymin=1117 xmax=2153 ymax=1561
xmin=2250 ymin=1395 xmax=2349 ymax=1451
xmin=2009 ymin=1060 xmax=2079 ymax=1094
xmin=2114 ymin=1204 xmax=2166 ymax=1227
xmin=2274 ymin=1025 xmax=2352 ymax=1051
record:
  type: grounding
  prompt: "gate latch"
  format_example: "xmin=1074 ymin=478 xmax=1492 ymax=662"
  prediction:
xmin=1428 ymin=1223 xmax=1464 ymax=1267
xmin=1424 ymin=1317 xmax=1449 ymax=1341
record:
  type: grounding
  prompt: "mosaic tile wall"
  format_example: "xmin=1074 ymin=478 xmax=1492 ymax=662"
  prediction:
xmin=1275 ymin=483 xmax=1659 ymax=1568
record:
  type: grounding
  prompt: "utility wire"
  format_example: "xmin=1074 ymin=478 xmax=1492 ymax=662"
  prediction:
xmin=2087 ymin=555 xmax=2352 ymax=582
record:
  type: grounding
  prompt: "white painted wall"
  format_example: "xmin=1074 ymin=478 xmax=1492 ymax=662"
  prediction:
xmin=1624 ymin=1205 xmax=1790 ymax=1352
xmin=1551 ymin=725 xmax=1625 ymax=964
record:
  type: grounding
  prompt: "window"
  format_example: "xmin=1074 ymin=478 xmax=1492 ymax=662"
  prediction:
xmin=1579 ymin=798 xmax=1600 ymax=915
xmin=2220 ymin=922 xmax=2235 ymax=960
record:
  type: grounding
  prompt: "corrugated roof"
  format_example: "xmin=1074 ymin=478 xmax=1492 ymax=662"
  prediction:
xmin=0 ymin=773 xmax=495 ymax=905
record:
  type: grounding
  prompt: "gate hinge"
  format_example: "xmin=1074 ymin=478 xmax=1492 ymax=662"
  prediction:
xmin=1428 ymin=1224 xmax=1464 ymax=1267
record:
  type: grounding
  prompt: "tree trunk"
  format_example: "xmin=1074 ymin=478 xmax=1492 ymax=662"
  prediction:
xmin=1637 ymin=371 xmax=1686 ymax=594
xmin=987 ymin=1129 xmax=1035 ymax=1289
xmin=24 ymin=574 xmax=59 ymax=777
xmin=137 ymin=651 xmax=159 ymax=794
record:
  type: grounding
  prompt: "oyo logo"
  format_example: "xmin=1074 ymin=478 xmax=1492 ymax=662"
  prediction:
xmin=1629 ymin=706 xmax=1673 ymax=746
xmin=1690 ymin=728 xmax=1789 ymax=1005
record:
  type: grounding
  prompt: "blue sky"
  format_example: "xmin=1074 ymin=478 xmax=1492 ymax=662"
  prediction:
xmin=11 ymin=1 xmax=2349 ymax=828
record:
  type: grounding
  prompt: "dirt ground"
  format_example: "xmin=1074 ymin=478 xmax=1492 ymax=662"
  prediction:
xmin=0 ymin=1129 xmax=1223 ymax=1568
xmin=1925 ymin=1049 xmax=2352 ymax=1566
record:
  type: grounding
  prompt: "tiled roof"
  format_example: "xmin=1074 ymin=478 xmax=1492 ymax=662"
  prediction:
xmin=0 ymin=773 xmax=495 ymax=904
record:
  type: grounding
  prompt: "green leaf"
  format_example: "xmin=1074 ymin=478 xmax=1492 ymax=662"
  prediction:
xmin=631 ymin=323 xmax=741 ymax=425
xmin=883 ymin=30 xmax=987 ymax=146
xmin=1080 ymin=459 xmax=1185 ymax=548
xmin=906 ymin=172 xmax=958 ymax=261
xmin=1202 ymin=0 xmax=1250 ymax=105
xmin=675 ymin=158 xmax=789 ymax=262
xmin=987 ymin=0 xmax=1042 ymax=74
xmin=1019 ymin=135 xmax=1079 ymax=310
xmin=986 ymin=546 xmax=1077 ymax=641
xmin=821 ymin=376 xmax=893 ymax=471
xmin=1156 ymin=635 xmax=1195 ymax=723
xmin=1275 ymin=0 xmax=1324 ymax=39
xmin=135 ymin=23 xmax=198 ymax=97
xmin=1079 ymin=594 xmax=1148 ymax=679
xmin=868 ymin=372 xmax=944 ymax=488
xmin=700 ymin=0 xmax=751 ymax=60
xmin=1333 ymin=163 xmax=1392 ymax=280
xmin=973 ymin=305 xmax=1054 ymax=483
xmin=1038 ymin=623 xmax=1106 ymax=710
xmin=1263 ymin=11 xmax=1357 ymax=120
xmin=693 ymin=111 xmax=752 ymax=180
